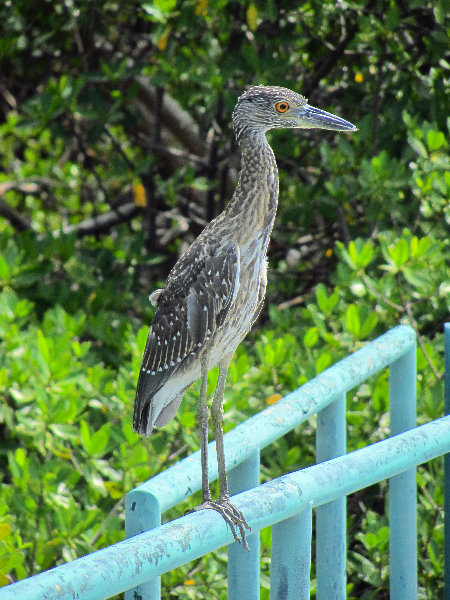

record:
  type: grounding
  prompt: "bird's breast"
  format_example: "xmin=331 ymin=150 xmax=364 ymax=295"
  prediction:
xmin=207 ymin=230 xmax=269 ymax=366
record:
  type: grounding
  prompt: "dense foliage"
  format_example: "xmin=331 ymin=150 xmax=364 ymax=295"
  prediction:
xmin=0 ymin=0 xmax=448 ymax=598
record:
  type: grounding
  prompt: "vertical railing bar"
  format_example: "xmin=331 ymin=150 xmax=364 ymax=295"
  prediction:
xmin=389 ymin=340 xmax=417 ymax=600
xmin=270 ymin=504 xmax=313 ymax=600
xmin=316 ymin=392 xmax=346 ymax=600
xmin=125 ymin=491 xmax=161 ymax=600
xmin=228 ymin=451 xmax=260 ymax=600
xmin=444 ymin=323 xmax=450 ymax=600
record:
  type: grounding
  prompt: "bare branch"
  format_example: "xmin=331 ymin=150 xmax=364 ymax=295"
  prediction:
xmin=0 ymin=197 xmax=31 ymax=231
xmin=133 ymin=76 xmax=206 ymax=156
xmin=56 ymin=202 xmax=141 ymax=237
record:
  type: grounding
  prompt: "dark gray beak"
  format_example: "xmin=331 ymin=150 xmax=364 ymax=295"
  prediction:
xmin=293 ymin=104 xmax=357 ymax=132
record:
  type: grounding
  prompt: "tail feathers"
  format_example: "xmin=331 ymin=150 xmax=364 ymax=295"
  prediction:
xmin=154 ymin=392 xmax=184 ymax=428
xmin=133 ymin=370 xmax=187 ymax=437
xmin=133 ymin=394 xmax=156 ymax=437
xmin=133 ymin=369 xmax=168 ymax=436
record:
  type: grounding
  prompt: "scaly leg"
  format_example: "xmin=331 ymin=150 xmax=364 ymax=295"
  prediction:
xmin=197 ymin=354 xmax=212 ymax=503
xmin=190 ymin=354 xmax=250 ymax=550
xmin=210 ymin=354 xmax=250 ymax=550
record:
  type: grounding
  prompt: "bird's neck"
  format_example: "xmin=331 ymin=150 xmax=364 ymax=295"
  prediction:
xmin=226 ymin=130 xmax=279 ymax=242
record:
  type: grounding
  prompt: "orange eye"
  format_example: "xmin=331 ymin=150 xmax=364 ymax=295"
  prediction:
xmin=275 ymin=101 xmax=290 ymax=113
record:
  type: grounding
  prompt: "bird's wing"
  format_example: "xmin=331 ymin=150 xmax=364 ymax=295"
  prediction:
xmin=133 ymin=241 xmax=239 ymax=435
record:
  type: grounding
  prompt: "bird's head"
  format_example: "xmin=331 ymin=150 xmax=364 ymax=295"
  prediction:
xmin=232 ymin=85 xmax=357 ymax=139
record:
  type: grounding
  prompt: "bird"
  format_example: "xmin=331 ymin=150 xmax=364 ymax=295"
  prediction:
xmin=133 ymin=85 xmax=357 ymax=549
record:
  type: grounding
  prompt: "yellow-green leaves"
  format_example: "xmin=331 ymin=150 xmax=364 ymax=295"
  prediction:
xmin=246 ymin=3 xmax=258 ymax=31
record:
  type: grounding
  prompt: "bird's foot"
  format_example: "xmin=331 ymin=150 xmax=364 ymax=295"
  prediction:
xmin=189 ymin=497 xmax=251 ymax=551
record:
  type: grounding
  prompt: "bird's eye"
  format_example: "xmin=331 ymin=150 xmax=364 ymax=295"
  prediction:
xmin=275 ymin=101 xmax=290 ymax=113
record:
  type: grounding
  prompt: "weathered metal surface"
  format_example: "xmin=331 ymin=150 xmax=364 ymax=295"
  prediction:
xmin=389 ymin=340 xmax=417 ymax=599
xmin=125 ymin=324 xmax=416 ymax=598
xmin=3 ymin=414 xmax=450 ymax=600
xmin=227 ymin=451 xmax=260 ymax=600
xmin=316 ymin=393 xmax=346 ymax=600
xmin=270 ymin=505 xmax=313 ymax=600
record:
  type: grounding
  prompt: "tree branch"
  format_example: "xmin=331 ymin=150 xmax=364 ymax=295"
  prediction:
xmin=56 ymin=202 xmax=141 ymax=237
xmin=133 ymin=76 xmax=206 ymax=156
xmin=0 ymin=186 xmax=32 ymax=231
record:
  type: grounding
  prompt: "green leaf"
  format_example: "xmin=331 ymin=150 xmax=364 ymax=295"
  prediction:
xmin=80 ymin=420 xmax=93 ymax=454
xmin=346 ymin=304 xmax=360 ymax=337
xmin=316 ymin=352 xmax=332 ymax=374
xmin=388 ymin=238 xmax=409 ymax=266
xmin=36 ymin=329 xmax=50 ymax=363
xmin=89 ymin=424 xmax=111 ymax=456
xmin=416 ymin=236 xmax=431 ymax=257
xmin=348 ymin=241 xmax=358 ymax=267
xmin=408 ymin=135 xmax=427 ymax=158
xmin=0 ymin=255 xmax=10 ymax=279
xmin=427 ymin=130 xmax=446 ymax=151
xmin=154 ymin=0 xmax=177 ymax=12
xmin=402 ymin=266 xmax=431 ymax=290
xmin=48 ymin=423 xmax=79 ymax=441
xmin=142 ymin=3 xmax=169 ymax=22
xmin=0 ymin=523 xmax=12 ymax=541
xmin=358 ymin=242 xmax=374 ymax=267
xmin=359 ymin=312 xmax=379 ymax=338
xmin=15 ymin=447 xmax=27 ymax=468
xmin=433 ymin=0 xmax=445 ymax=24
xmin=303 ymin=327 xmax=319 ymax=348
xmin=315 ymin=283 xmax=329 ymax=313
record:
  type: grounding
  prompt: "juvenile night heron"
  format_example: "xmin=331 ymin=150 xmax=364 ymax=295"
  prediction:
xmin=133 ymin=86 xmax=356 ymax=549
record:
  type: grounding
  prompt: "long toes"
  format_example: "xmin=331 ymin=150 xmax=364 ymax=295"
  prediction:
xmin=191 ymin=500 xmax=250 ymax=549
xmin=224 ymin=503 xmax=250 ymax=529
xmin=215 ymin=500 xmax=250 ymax=530
xmin=236 ymin=522 xmax=250 ymax=552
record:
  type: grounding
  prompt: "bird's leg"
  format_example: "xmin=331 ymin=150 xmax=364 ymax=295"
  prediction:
xmin=190 ymin=354 xmax=250 ymax=550
xmin=197 ymin=354 xmax=212 ymax=503
xmin=211 ymin=357 xmax=235 ymax=501
xmin=210 ymin=355 xmax=251 ymax=550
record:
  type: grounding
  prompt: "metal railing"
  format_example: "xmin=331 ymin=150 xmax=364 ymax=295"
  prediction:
xmin=1 ymin=324 xmax=449 ymax=600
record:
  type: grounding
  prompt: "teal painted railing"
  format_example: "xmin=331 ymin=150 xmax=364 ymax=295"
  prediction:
xmin=1 ymin=324 xmax=449 ymax=600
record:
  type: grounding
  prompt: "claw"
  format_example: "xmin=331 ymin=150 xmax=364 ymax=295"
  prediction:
xmin=189 ymin=498 xmax=251 ymax=551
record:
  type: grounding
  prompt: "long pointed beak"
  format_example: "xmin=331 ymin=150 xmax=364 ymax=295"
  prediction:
xmin=293 ymin=104 xmax=357 ymax=132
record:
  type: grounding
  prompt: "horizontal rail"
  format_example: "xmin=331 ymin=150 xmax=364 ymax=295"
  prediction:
xmin=129 ymin=325 xmax=415 ymax=512
xmin=3 ymin=413 xmax=449 ymax=600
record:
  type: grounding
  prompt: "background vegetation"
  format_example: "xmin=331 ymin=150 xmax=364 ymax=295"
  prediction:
xmin=0 ymin=0 xmax=448 ymax=598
